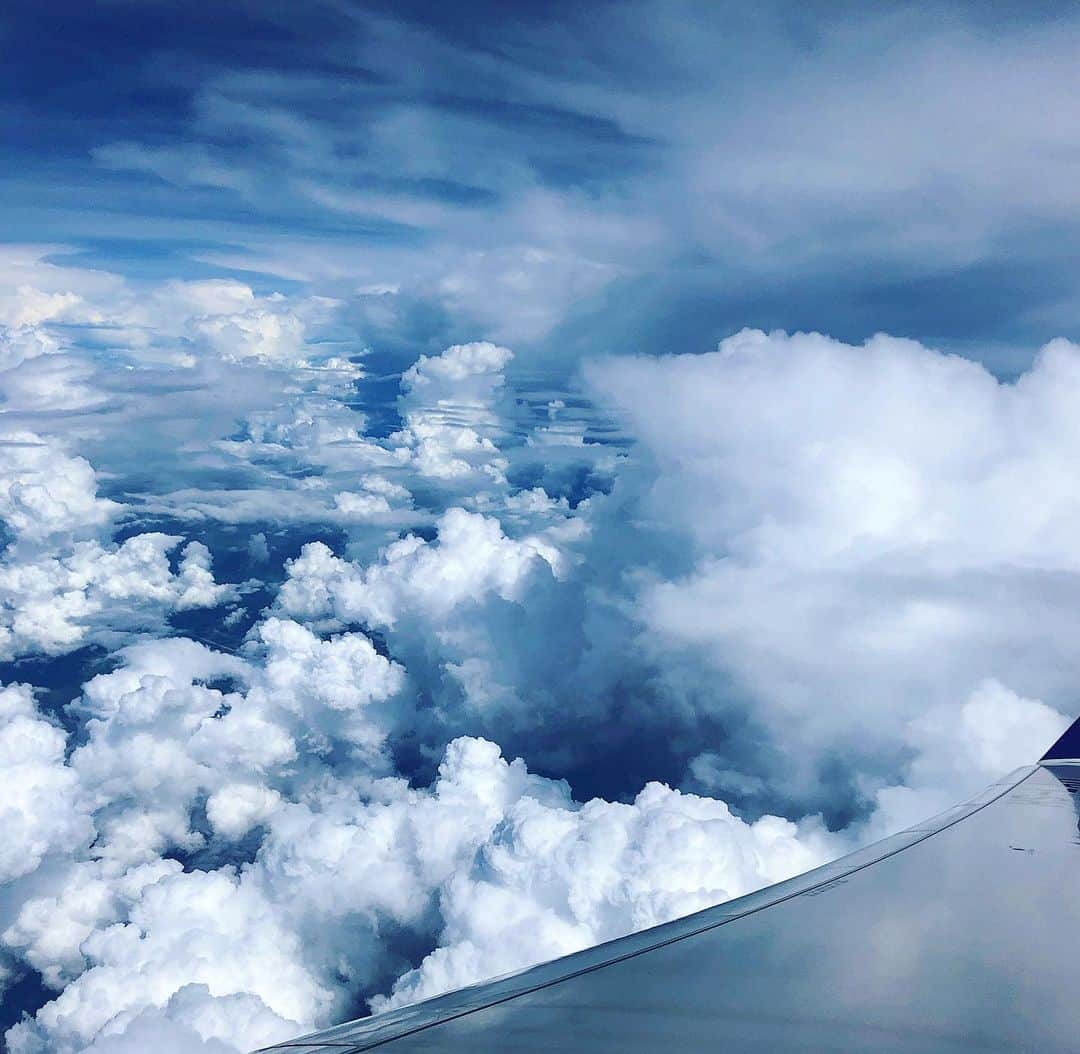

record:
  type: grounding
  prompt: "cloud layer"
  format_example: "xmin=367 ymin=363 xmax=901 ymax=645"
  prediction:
xmin=0 ymin=249 xmax=1075 ymax=1051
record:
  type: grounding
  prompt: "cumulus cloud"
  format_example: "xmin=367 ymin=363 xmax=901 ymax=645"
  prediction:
xmin=377 ymin=755 xmax=837 ymax=1010
xmin=9 ymin=867 xmax=319 ymax=1053
xmin=585 ymin=329 xmax=1078 ymax=805
xmin=79 ymin=984 xmax=287 ymax=1054
xmin=0 ymin=251 xmax=338 ymax=373
xmin=2 ymin=617 xmax=406 ymax=1050
xmin=2 ymin=680 xmax=835 ymax=1053
xmin=12 ymin=12 xmax=1080 ymax=1047
xmin=391 ymin=342 xmax=514 ymax=484
xmin=179 ymin=283 xmax=328 ymax=366
xmin=401 ymin=341 xmax=513 ymax=395
xmin=0 ymin=604 xmax=838 ymax=1054
xmin=0 ymin=433 xmax=119 ymax=547
xmin=0 ymin=685 xmax=91 ymax=885
xmin=278 ymin=506 xmax=564 ymax=631
xmin=0 ymin=323 xmax=61 ymax=372
xmin=867 ymin=679 xmax=1068 ymax=836
xmin=0 ymin=431 xmax=236 ymax=659
xmin=0 ymin=535 xmax=234 ymax=661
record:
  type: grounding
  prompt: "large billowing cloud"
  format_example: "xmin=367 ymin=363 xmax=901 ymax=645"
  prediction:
xmin=392 ymin=342 xmax=515 ymax=485
xmin=585 ymin=329 xmax=1077 ymax=804
xmin=0 ymin=684 xmax=91 ymax=885
xmin=376 ymin=757 xmax=836 ymax=1012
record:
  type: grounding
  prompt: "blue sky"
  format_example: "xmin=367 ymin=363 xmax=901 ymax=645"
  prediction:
xmin=5 ymin=1 xmax=1080 ymax=371
xmin=3 ymin=4 xmax=1080 ymax=1052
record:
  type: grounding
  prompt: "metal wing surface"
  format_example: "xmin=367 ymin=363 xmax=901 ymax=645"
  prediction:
xmin=256 ymin=720 xmax=1080 ymax=1053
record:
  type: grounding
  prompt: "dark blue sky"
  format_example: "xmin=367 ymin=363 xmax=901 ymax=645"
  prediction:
xmin=4 ymin=0 xmax=1080 ymax=374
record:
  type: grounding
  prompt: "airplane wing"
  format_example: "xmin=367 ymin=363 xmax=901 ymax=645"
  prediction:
xmin=256 ymin=719 xmax=1080 ymax=1053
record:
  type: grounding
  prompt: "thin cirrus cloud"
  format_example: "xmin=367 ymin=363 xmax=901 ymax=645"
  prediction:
xmin=4 ymin=3 xmax=1080 ymax=363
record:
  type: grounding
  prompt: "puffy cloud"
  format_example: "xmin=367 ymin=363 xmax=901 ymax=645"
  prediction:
xmin=79 ymin=984 xmax=288 ymax=1054
xmin=4 ymin=859 xmax=182 ymax=991
xmin=0 ymin=323 xmax=60 ymax=371
xmin=585 ymin=330 xmax=1079 ymax=804
xmin=333 ymin=490 xmax=392 ymax=520
xmin=9 ymin=312 xmax=1080 ymax=1054
xmin=2 ymin=617 xmax=410 ymax=1050
xmin=63 ymin=619 xmax=405 ymax=870
xmin=8 ymin=868 xmax=318 ymax=1054
xmin=0 ymin=248 xmax=120 ymax=322
xmin=0 ymin=536 xmax=234 ymax=660
xmin=1 ymin=610 xmax=834 ymax=1053
xmin=270 ymin=497 xmax=597 ymax=770
xmin=0 ymin=252 xmax=341 ymax=374
xmin=0 ymin=287 xmax=87 ymax=330
xmin=377 ymin=766 xmax=837 ymax=1011
xmin=187 ymin=298 xmax=307 ymax=365
xmin=115 ymin=277 xmax=341 ymax=369
xmin=0 ymin=432 xmax=119 ymax=546
xmin=589 ymin=329 xmax=1080 ymax=572
xmin=205 ymin=785 xmax=283 ymax=841
xmin=868 ymin=679 xmax=1068 ymax=836
xmin=0 ymin=685 xmax=91 ymax=884
xmin=0 ymin=429 xmax=237 ymax=661
xmin=391 ymin=342 xmax=514 ymax=483
xmin=0 ymin=353 xmax=109 ymax=414
xmin=278 ymin=507 xmax=561 ymax=630
xmin=401 ymin=342 xmax=513 ymax=395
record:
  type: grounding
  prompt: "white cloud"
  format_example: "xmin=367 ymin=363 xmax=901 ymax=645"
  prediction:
xmin=391 ymin=342 xmax=514 ymax=484
xmin=0 ymin=251 xmax=345 ymax=379
xmin=4 ymin=859 xmax=183 ymax=992
xmin=9 ymin=868 xmax=321 ymax=1054
xmin=868 ymin=679 xmax=1069 ymax=836
xmin=7 ymin=9 xmax=1080 ymax=1046
xmin=0 ymin=353 xmax=109 ymax=413
xmin=401 ymin=341 xmax=513 ymax=393
xmin=80 ymin=984 xmax=287 ymax=1054
xmin=0 ymin=432 xmax=119 ymax=546
xmin=0 ymin=323 xmax=60 ymax=371
xmin=333 ymin=490 xmax=392 ymax=520
xmin=0 ymin=535 xmax=235 ymax=661
xmin=2 ymin=617 xmax=409 ymax=1050
xmin=377 ymin=765 xmax=837 ymax=1011
xmin=0 ymin=685 xmax=91 ymax=885
xmin=205 ymin=784 xmax=283 ymax=841
xmin=278 ymin=507 xmax=561 ymax=630
xmin=8 ymin=305 xmax=1080 ymax=1054
xmin=586 ymin=330 xmax=1079 ymax=802
xmin=189 ymin=305 xmax=306 ymax=365
xmin=1 ymin=613 xmax=834 ymax=1053
xmin=0 ymin=433 xmax=242 ymax=661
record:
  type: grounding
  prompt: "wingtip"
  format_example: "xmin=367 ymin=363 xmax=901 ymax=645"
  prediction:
xmin=1041 ymin=716 xmax=1080 ymax=762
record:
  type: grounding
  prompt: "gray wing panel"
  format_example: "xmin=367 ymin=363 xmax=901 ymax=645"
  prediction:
xmin=256 ymin=757 xmax=1080 ymax=1053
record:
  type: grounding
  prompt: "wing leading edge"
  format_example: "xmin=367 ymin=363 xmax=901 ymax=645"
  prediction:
xmin=256 ymin=717 xmax=1080 ymax=1054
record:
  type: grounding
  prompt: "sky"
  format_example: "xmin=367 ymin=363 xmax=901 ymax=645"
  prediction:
xmin=2 ymin=2 xmax=1080 ymax=1051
